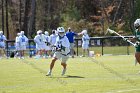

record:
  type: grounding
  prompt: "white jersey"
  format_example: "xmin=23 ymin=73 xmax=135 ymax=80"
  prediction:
xmin=0 ymin=35 xmax=6 ymax=43
xmin=19 ymin=35 xmax=28 ymax=45
xmin=55 ymin=35 xmax=70 ymax=55
xmin=45 ymin=35 xmax=50 ymax=43
xmin=0 ymin=35 xmax=7 ymax=48
xmin=50 ymin=34 xmax=58 ymax=46
xmin=82 ymin=34 xmax=90 ymax=45
xmin=15 ymin=36 xmax=20 ymax=47
xmin=34 ymin=34 xmax=45 ymax=45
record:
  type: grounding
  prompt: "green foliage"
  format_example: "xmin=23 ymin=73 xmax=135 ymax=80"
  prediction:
xmin=61 ymin=19 xmax=97 ymax=36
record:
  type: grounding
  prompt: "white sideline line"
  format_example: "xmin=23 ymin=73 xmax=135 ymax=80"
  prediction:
xmin=107 ymin=88 xmax=140 ymax=93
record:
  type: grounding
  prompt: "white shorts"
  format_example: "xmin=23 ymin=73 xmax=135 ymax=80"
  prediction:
xmin=36 ymin=44 xmax=44 ymax=50
xmin=15 ymin=46 xmax=20 ymax=51
xmin=45 ymin=46 xmax=51 ymax=50
xmin=82 ymin=44 xmax=89 ymax=49
xmin=19 ymin=45 xmax=26 ymax=50
xmin=53 ymin=52 xmax=69 ymax=63
xmin=0 ymin=42 xmax=5 ymax=49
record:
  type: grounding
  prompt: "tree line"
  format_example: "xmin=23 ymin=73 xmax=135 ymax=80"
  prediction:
xmin=0 ymin=0 xmax=140 ymax=40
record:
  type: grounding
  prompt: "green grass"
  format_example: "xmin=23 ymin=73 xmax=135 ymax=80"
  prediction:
xmin=0 ymin=55 xmax=140 ymax=93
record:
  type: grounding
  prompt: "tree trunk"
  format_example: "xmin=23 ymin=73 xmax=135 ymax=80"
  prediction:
xmin=28 ymin=0 xmax=36 ymax=38
xmin=19 ymin=0 xmax=22 ymax=31
xmin=1 ymin=0 xmax=4 ymax=34
xmin=112 ymin=0 xmax=123 ymax=26
xmin=5 ymin=0 xmax=9 ymax=39
xmin=23 ymin=0 xmax=31 ymax=37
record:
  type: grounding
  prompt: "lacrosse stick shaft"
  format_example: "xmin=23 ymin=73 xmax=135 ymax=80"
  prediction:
xmin=109 ymin=29 xmax=136 ymax=46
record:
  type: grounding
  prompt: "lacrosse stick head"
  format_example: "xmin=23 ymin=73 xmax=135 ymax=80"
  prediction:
xmin=107 ymin=28 xmax=115 ymax=34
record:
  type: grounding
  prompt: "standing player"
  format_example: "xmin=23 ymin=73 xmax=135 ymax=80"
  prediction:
xmin=133 ymin=19 xmax=140 ymax=65
xmin=50 ymin=30 xmax=58 ymax=46
xmin=81 ymin=30 xmax=90 ymax=57
xmin=49 ymin=30 xmax=58 ymax=56
xmin=14 ymin=33 xmax=21 ymax=58
xmin=18 ymin=31 xmax=28 ymax=59
xmin=34 ymin=30 xmax=44 ymax=59
xmin=46 ymin=27 xmax=70 ymax=76
xmin=0 ymin=31 xmax=7 ymax=58
xmin=66 ymin=27 xmax=78 ymax=58
xmin=44 ymin=31 xmax=51 ymax=58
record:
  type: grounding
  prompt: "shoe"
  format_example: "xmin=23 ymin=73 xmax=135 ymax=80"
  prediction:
xmin=80 ymin=55 xmax=85 ymax=57
xmin=46 ymin=71 xmax=52 ymax=76
xmin=61 ymin=69 xmax=66 ymax=76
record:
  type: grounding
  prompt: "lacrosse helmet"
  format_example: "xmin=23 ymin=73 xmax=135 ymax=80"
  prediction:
xmin=44 ymin=31 xmax=49 ymax=36
xmin=17 ymin=33 xmax=21 ymax=36
xmin=82 ymin=30 xmax=87 ymax=35
xmin=37 ymin=30 xmax=42 ymax=35
xmin=134 ymin=19 xmax=140 ymax=29
xmin=0 ymin=31 xmax=3 ymax=35
xmin=57 ymin=27 xmax=65 ymax=37
xmin=20 ymin=31 xmax=24 ymax=35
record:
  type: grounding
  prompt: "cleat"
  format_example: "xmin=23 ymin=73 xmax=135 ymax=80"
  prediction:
xmin=61 ymin=69 xmax=66 ymax=76
xmin=46 ymin=71 xmax=52 ymax=76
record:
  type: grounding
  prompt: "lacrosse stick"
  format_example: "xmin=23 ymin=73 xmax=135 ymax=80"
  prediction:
xmin=107 ymin=28 xmax=136 ymax=47
xmin=107 ymin=28 xmax=139 ymax=65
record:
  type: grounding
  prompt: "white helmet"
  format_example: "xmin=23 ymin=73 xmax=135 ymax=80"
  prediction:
xmin=17 ymin=33 xmax=21 ymax=36
xmin=44 ymin=31 xmax=49 ymax=36
xmin=37 ymin=30 xmax=42 ymax=35
xmin=20 ymin=31 xmax=24 ymax=35
xmin=134 ymin=19 xmax=140 ymax=29
xmin=0 ymin=31 xmax=3 ymax=35
xmin=68 ymin=27 xmax=71 ymax=30
xmin=57 ymin=27 xmax=65 ymax=37
xmin=57 ymin=27 xmax=65 ymax=33
xmin=82 ymin=30 xmax=87 ymax=35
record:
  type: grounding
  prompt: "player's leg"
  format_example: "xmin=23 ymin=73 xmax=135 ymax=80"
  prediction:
xmin=0 ymin=48 xmax=2 ymax=58
xmin=46 ymin=57 xmax=57 ymax=76
xmin=135 ymin=52 xmax=140 ymax=64
xmin=46 ymin=52 xmax=60 ymax=76
xmin=83 ymin=49 xmax=85 ymax=57
xmin=21 ymin=50 xmax=25 ymax=59
xmin=61 ymin=62 xmax=67 ymax=76
xmin=61 ymin=55 xmax=69 ymax=76
xmin=87 ymin=48 xmax=89 ymax=56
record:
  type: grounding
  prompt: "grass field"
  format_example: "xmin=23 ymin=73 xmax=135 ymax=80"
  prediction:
xmin=0 ymin=55 xmax=140 ymax=93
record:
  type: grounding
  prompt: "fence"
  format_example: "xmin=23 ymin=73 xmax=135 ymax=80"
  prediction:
xmin=5 ymin=36 xmax=135 ymax=57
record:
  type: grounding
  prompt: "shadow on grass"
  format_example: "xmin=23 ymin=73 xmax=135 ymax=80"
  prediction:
xmin=66 ymin=75 xmax=85 ymax=78
xmin=47 ymin=75 xmax=85 ymax=78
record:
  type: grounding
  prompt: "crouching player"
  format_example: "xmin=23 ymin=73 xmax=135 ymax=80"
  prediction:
xmin=46 ymin=27 xmax=70 ymax=76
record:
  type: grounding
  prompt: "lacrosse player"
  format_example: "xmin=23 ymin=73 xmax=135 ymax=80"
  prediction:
xmin=49 ymin=30 xmax=58 ymax=56
xmin=14 ymin=33 xmax=21 ymax=58
xmin=18 ymin=31 xmax=28 ymax=59
xmin=81 ymin=30 xmax=90 ymax=57
xmin=34 ymin=30 xmax=45 ymax=59
xmin=0 ymin=31 xmax=7 ymax=58
xmin=46 ymin=27 xmax=70 ymax=76
xmin=133 ymin=19 xmax=140 ymax=65
xmin=44 ymin=31 xmax=51 ymax=58
xmin=50 ymin=30 xmax=58 ymax=46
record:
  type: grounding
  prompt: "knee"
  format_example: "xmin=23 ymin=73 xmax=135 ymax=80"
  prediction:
xmin=61 ymin=63 xmax=66 ymax=66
